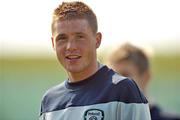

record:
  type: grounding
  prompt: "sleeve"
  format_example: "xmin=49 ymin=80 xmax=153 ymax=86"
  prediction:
xmin=117 ymin=102 xmax=151 ymax=120
xmin=39 ymin=99 xmax=45 ymax=120
xmin=39 ymin=91 xmax=48 ymax=120
xmin=39 ymin=114 xmax=45 ymax=120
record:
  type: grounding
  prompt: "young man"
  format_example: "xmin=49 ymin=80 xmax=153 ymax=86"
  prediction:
xmin=39 ymin=2 xmax=151 ymax=120
xmin=108 ymin=43 xmax=180 ymax=120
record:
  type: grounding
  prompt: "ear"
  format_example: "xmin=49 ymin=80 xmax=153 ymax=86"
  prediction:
xmin=95 ymin=32 xmax=102 ymax=48
xmin=51 ymin=37 xmax=55 ymax=50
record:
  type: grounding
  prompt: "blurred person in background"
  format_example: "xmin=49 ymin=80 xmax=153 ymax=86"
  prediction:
xmin=108 ymin=43 xmax=180 ymax=120
xmin=39 ymin=1 xmax=151 ymax=120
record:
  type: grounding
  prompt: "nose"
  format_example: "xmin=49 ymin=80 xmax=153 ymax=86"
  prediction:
xmin=66 ymin=40 xmax=77 ymax=51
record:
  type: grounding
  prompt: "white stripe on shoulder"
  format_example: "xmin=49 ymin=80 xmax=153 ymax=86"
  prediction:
xmin=112 ymin=73 xmax=127 ymax=84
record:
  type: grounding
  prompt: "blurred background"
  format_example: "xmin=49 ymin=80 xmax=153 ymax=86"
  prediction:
xmin=0 ymin=0 xmax=180 ymax=120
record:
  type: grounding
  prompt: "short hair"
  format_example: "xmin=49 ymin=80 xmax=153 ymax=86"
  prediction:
xmin=109 ymin=43 xmax=149 ymax=74
xmin=52 ymin=1 xmax=98 ymax=34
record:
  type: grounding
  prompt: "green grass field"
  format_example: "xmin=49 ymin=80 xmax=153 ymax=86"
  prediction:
xmin=0 ymin=55 xmax=180 ymax=120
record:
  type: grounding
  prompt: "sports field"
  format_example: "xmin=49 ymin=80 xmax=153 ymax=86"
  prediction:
xmin=0 ymin=55 xmax=180 ymax=120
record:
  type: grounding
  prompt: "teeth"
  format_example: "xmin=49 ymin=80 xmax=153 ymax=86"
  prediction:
xmin=66 ymin=55 xmax=80 ymax=59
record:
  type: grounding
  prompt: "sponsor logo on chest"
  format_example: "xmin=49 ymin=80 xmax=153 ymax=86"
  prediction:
xmin=84 ymin=109 xmax=104 ymax=120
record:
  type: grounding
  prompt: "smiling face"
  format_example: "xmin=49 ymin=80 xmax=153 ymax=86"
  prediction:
xmin=52 ymin=19 xmax=101 ymax=81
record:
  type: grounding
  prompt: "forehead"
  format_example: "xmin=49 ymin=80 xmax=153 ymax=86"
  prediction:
xmin=53 ymin=19 xmax=92 ymax=35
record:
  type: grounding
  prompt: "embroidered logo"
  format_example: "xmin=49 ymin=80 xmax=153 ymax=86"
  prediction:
xmin=84 ymin=109 xmax=104 ymax=120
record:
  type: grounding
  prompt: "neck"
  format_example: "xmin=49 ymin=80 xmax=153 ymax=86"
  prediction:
xmin=67 ymin=62 xmax=99 ymax=83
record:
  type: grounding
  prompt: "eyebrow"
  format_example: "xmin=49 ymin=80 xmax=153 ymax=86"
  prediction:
xmin=76 ymin=32 xmax=89 ymax=38
xmin=76 ymin=32 xmax=84 ymax=34
xmin=55 ymin=32 xmax=86 ymax=40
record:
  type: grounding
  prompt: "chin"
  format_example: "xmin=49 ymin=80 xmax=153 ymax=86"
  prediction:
xmin=66 ymin=66 xmax=83 ymax=73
